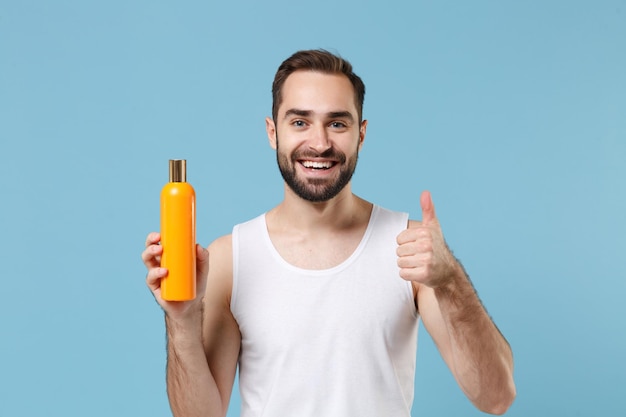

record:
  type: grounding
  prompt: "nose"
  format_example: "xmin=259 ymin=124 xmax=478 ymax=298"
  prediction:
xmin=308 ymin=124 xmax=331 ymax=153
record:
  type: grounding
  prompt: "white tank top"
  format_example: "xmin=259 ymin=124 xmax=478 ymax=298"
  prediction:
xmin=231 ymin=205 xmax=419 ymax=417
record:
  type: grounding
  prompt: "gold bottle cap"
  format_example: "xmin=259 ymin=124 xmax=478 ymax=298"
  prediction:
xmin=169 ymin=159 xmax=187 ymax=182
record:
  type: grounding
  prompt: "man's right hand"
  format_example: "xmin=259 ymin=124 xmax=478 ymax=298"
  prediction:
xmin=141 ymin=232 xmax=210 ymax=319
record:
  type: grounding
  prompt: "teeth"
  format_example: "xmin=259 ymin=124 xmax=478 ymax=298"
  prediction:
xmin=302 ymin=161 xmax=333 ymax=169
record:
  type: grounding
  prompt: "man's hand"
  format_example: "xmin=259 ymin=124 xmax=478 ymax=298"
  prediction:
xmin=142 ymin=232 xmax=210 ymax=319
xmin=396 ymin=191 xmax=459 ymax=288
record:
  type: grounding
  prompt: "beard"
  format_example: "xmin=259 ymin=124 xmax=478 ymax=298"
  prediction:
xmin=276 ymin=137 xmax=359 ymax=203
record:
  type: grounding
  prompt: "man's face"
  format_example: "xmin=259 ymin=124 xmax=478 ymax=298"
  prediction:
xmin=266 ymin=71 xmax=366 ymax=202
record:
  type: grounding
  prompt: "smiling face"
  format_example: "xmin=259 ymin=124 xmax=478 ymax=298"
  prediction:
xmin=266 ymin=70 xmax=367 ymax=202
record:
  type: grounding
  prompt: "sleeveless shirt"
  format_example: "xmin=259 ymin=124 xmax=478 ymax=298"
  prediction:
xmin=231 ymin=205 xmax=419 ymax=417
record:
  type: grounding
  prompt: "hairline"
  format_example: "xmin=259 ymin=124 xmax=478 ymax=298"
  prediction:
xmin=274 ymin=69 xmax=362 ymax=123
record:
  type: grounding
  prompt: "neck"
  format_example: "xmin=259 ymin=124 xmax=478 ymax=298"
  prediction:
xmin=268 ymin=183 xmax=371 ymax=232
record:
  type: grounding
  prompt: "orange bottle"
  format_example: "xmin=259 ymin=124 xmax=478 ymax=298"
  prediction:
xmin=160 ymin=159 xmax=196 ymax=301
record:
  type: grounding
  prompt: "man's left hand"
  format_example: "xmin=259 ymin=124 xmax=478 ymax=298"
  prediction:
xmin=396 ymin=191 xmax=459 ymax=288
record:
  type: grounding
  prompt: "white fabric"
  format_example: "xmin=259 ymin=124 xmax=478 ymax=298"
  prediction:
xmin=231 ymin=205 xmax=419 ymax=417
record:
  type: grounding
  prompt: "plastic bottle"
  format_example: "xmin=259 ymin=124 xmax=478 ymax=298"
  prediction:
xmin=160 ymin=159 xmax=196 ymax=301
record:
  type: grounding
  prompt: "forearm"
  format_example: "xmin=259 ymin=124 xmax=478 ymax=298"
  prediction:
xmin=165 ymin=311 xmax=225 ymax=417
xmin=434 ymin=263 xmax=515 ymax=414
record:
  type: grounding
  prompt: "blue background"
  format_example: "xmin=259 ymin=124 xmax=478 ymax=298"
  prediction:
xmin=1 ymin=1 xmax=625 ymax=416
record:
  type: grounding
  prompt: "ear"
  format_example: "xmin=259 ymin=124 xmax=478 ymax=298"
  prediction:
xmin=266 ymin=117 xmax=277 ymax=150
xmin=358 ymin=119 xmax=368 ymax=151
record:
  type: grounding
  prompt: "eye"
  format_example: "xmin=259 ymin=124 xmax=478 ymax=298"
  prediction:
xmin=330 ymin=121 xmax=347 ymax=129
xmin=292 ymin=120 xmax=306 ymax=128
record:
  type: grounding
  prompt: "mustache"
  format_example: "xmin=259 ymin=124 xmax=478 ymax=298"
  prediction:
xmin=291 ymin=148 xmax=347 ymax=163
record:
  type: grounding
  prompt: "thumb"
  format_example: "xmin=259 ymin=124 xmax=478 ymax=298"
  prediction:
xmin=196 ymin=244 xmax=210 ymax=273
xmin=420 ymin=190 xmax=437 ymax=225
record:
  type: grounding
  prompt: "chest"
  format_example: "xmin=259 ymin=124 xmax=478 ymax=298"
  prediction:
xmin=269 ymin=229 xmax=366 ymax=270
xmin=235 ymin=252 xmax=417 ymax=361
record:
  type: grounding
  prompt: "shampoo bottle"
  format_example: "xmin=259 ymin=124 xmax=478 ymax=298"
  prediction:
xmin=160 ymin=159 xmax=196 ymax=301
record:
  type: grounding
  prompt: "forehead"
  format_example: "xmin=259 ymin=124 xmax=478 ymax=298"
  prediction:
xmin=279 ymin=70 xmax=357 ymax=116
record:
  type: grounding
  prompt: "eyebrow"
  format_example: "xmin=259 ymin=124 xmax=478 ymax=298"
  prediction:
xmin=283 ymin=109 xmax=311 ymax=119
xmin=283 ymin=108 xmax=355 ymax=122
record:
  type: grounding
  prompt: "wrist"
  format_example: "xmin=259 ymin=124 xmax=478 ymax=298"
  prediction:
xmin=433 ymin=261 xmax=472 ymax=298
xmin=165 ymin=303 xmax=204 ymax=344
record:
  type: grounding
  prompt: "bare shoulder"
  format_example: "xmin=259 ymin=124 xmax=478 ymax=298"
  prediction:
xmin=208 ymin=234 xmax=233 ymax=261
xmin=204 ymin=234 xmax=234 ymax=307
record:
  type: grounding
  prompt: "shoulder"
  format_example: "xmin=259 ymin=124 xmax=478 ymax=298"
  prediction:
xmin=367 ymin=203 xmax=410 ymax=228
xmin=207 ymin=234 xmax=233 ymax=274
xmin=205 ymin=234 xmax=234 ymax=305
xmin=209 ymin=234 xmax=232 ymax=253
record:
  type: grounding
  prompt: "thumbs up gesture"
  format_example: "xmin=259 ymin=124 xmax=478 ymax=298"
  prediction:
xmin=396 ymin=191 xmax=458 ymax=288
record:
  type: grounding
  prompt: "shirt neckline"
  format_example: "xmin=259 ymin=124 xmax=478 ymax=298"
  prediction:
xmin=260 ymin=204 xmax=380 ymax=276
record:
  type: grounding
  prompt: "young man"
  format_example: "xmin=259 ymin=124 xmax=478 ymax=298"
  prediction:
xmin=142 ymin=49 xmax=516 ymax=417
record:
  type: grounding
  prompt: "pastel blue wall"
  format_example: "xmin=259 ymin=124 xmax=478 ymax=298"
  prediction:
xmin=1 ymin=1 xmax=624 ymax=416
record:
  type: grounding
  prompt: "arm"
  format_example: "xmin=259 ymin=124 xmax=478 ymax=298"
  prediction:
xmin=397 ymin=192 xmax=515 ymax=414
xmin=143 ymin=233 xmax=240 ymax=417
xmin=416 ymin=267 xmax=515 ymax=414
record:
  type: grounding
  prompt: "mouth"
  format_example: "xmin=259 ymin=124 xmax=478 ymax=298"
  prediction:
xmin=299 ymin=160 xmax=337 ymax=170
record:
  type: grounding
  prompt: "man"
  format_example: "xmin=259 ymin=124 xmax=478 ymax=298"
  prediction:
xmin=142 ymin=49 xmax=516 ymax=417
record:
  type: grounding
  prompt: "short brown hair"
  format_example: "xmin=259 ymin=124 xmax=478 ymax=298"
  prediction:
xmin=272 ymin=49 xmax=366 ymax=122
